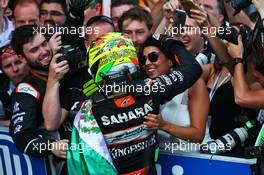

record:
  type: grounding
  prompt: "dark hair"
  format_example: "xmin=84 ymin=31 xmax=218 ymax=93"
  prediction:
xmin=111 ymin=0 xmax=138 ymax=8
xmin=140 ymin=36 xmax=178 ymax=67
xmin=118 ymin=7 xmax=153 ymax=31
xmin=11 ymin=24 xmax=40 ymax=56
xmin=40 ymin=0 xmax=68 ymax=15
xmin=86 ymin=15 xmax=114 ymax=28
xmin=216 ymin=0 xmax=225 ymax=16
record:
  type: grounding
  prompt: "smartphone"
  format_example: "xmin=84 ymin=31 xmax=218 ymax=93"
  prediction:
xmin=180 ymin=0 xmax=199 ymax=17
xmin=173 ymin=9 xmax=186 ymax=28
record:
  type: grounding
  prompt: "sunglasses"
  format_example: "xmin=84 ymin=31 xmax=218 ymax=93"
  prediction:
xmin=142 ymin=52 xmax=159 ymax=64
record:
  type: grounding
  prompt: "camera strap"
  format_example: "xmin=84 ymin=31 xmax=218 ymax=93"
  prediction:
xmin=209 ymin=72 xmax=231 ymax=101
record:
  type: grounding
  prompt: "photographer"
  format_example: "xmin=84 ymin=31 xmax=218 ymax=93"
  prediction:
xmin=42 ymin=0 xmax=92 ymax=136
xmin=43 ymin=32 xmax=90 ymax=139
xmin=224 ymin=0 xmax=264 ymax=109
xmin=43 ymin=15 xmax=115 ymax=134
xmin=227 ymin=35 xmax=264 ymax=108
xmin=184 ymin=1 xmax=262 ymax=156
xmin=9 ymin=25 xmax=68 ymax=174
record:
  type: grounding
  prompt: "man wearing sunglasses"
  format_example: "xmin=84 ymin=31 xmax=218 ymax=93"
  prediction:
xmin=40 ymin=0 xmax=67 ymax=27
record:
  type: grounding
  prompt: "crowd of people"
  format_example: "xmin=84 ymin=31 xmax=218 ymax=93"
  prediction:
xmin=0 ymin=0 xmax=264 ymax=174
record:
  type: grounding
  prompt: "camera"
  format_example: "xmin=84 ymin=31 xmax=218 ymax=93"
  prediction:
xmin=200 ymin=127 xmax=249 ymax=154
xmin=225 ymin=0 xmax=252 ymax=15
xmin=58 ymin=45 xmax=87 ymax=72
xmin=217 ymin=22 xmax=253 ymax=58
xmin=200 ymin=121 xmax=255 ymax=155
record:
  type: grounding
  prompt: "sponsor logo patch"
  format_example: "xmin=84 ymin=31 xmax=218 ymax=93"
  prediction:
xmin=16 ymin=83 xmax=40 ymax=100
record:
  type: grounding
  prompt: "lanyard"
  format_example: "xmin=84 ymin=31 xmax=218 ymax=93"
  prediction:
xmin=209 ymin=72 xmax=231 ymax=101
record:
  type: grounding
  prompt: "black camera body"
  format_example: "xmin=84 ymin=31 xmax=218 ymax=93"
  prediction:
xmin=58 ymin=45 xmax=87 ymax=72
xmin=217 ymin=22 xmax=253 ymax=58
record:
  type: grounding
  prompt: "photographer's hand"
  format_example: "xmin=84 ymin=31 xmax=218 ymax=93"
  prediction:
xmin=51 ymin=139 xmax=68 ymax=159
xmin=252 ymin=0 xmax=264 ymax=20
xmin=226 ymin=35 xmax=244 ymax=59
xmin=48 ymin=33 xmax=62 ymax=55
xmin=189 ymin=7 xmax=210 ymax=28
xmin=155 ymin=0 xmax=182 ymax=35
xmin=48 ymin=53 xmax=69 ymax=84
xmin=163 ymin=0 xmax=182 ymax=19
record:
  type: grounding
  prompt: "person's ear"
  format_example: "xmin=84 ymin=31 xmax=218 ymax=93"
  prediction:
xmin=95 ymin=3 xmax=101 ymax=15
xmin=217 ymin=15 xmax=224 ymax=24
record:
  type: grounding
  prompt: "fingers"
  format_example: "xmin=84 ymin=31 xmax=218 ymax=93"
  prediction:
xmin=164 ymin=0 xmax=180 ymax=12
xmin=51 ymin=53 xmax=63 ymax=64
xmin=58 ymin=139 xmax=68 ymax=159
xmin=144 ymin=121 xmax=159 ymax=130
xmin=50 ymin=33 xmax=62 ymax=45
xmin=51 ymin=139 xmax=69 ymax=159
xmin=49 ymin=53 xmax=69 ymax=78
xmin=171 ymin=0 xmax=180 ymax=9
xmin=60 ymin=152 xmax=67 ymax=159
xmin=50 ymin=32 xmax=60 ymax=40
xmin=189 ymin=9 xmax=210 ymax=27
xmin=145 ymin=114 xmax=159 ymax=122
xmin=226 ymin=36 xmax=244 ymax=58
xmin=164 ymin=2 xmax=173 ymax=11
xmin=144 ymin=114 xmax=160 ymax=130
xmin=190 ymin=9 xmax=208 ymax=21
xmin=55 ymin=64 xmax=69 ymax=74
xmin=190 ymin=9 xmax=206 ymax=17
xmin=49 ymin=33 xmax=62 ymax=54
xmin=237 ymin=35 xmax=243 ymax=47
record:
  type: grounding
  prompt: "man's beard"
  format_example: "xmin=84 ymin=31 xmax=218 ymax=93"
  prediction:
xmin=28 ymin=60 xmax=49 ymax=72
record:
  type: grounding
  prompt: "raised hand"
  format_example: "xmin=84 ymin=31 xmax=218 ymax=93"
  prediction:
xmin=48 ymin=53 xmax=69 ymax=83
xmin=48 ymin=33 xmax=62 ymax=55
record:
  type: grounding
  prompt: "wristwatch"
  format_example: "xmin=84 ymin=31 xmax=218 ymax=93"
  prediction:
xmin=232 ymin=57 xmax=244 ymax=68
